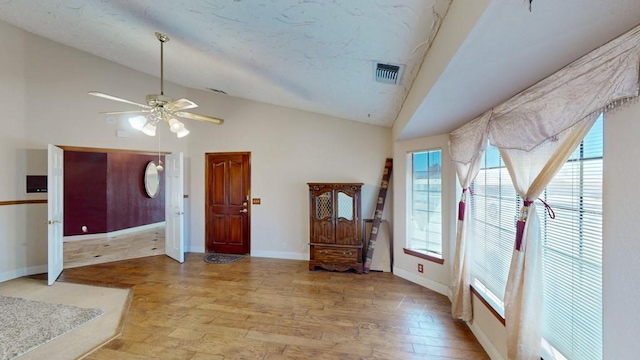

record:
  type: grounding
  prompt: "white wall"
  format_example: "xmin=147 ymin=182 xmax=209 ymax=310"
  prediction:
xmin=603 ymin=101 xmax=640 ymax=360
xmin=392 ymin=133 xmax=456 ymax=296
xmin=0 ymin=19 xmax=392 ymax=280
xmin=184 ymin=88 xmax=392 ymax=256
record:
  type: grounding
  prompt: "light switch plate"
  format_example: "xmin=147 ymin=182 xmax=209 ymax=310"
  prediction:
xmin=252 ymin=198 xmax=261 ymax=205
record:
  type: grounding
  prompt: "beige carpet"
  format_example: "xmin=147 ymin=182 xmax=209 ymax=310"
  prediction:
xmin=0 ymin=295 xmax=104 ymax=359
xmin=0 ymin=278 xmax=130 ymax=360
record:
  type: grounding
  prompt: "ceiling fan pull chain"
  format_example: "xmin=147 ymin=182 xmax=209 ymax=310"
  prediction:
xmin=157 ymin=127 xmax=164 ymax=172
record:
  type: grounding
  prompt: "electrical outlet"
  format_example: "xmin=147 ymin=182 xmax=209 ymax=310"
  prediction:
xmin=282 ymin=242 xmax=288 ymax=250
xmin=418 ymin=264 xmax=424 ymax=273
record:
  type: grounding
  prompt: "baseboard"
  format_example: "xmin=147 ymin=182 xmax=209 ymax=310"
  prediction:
xmin=0 ymin=264 xmax=48 ymax=283
xmin=468 ymin=319 xmax=505 ymax=360
xmin=393 ymin=266 xmax=452 ymax=299
xmin=64 ymin=222 xmax=165 ymax=242
xmin=250 ymin=250 xmax=307 ymax=260
xmin=187 ymin=245 xmax=205 ymax=253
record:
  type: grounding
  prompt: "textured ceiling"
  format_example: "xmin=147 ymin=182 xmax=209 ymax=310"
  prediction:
xmin=0 ymin=0 xmax=452 ymax=127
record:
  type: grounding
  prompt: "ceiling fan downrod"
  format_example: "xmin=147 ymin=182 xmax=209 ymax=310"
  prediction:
xmin=155 ymin=32 xmax=170 ymax=96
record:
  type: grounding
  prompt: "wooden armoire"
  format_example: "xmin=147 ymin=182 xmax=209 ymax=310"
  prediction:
xmin=308 ymin=183 xmax=363 ymax=273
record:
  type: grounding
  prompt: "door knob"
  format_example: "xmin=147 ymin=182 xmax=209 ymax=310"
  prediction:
xmin=239 ymin=209 xmax=248 ymax=213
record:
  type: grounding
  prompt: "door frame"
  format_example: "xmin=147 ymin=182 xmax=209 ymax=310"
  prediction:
xmin=57 ymin=146 xmax=172 ymax=264
xmin=205 ymin=151 xmax=251 ymax=254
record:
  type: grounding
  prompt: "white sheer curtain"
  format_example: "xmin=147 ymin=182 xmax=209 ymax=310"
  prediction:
xmin=496 ymin=116 xmax=597 ymax=359
xmin=488 ymin=23 xmax=640 ymax=360
xmin=449 ymin=111 xmax=491 ymax=321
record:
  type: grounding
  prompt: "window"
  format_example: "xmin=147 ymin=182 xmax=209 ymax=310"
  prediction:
xmin=408 ymin=149 xmax=442 ymax=256
xmin=471 ymin=115 xmax=603 ymax=360
xmin=470 ymin=144 xmax=518 ymax=314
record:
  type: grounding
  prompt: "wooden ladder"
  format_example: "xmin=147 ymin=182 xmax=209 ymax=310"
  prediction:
xmin=363 ymin=158 xmax=393 ymax=273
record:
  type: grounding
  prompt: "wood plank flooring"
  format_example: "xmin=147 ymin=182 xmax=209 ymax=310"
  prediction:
xmin=63 ymin=226 xmax=165 ymax=269
xmin=59 ymin=254 xmax=489 ymax=360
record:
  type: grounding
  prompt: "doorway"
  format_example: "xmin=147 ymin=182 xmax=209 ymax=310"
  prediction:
xmin=56 ymin=147 xmax=183 ymax=273
xmin=205 ymin=152 xmax=251 ymax=254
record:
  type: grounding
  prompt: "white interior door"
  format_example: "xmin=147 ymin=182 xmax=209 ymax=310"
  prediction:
xmin=165 ymin=153 xmax=184 ymax=263
xmin=47 ymin=144 xmax=64 ymax=285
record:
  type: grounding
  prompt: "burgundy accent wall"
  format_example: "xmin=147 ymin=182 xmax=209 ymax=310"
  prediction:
xmin=63 ymin=151 xmax=165 ymax=236
xmin=64 ymin=152 xmax=108 ymax=235
xmin=106 ymin=153 xmax=165 ymax=232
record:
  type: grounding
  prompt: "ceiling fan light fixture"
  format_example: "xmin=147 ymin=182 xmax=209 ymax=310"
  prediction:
xmin=141 ymin=122 xmax=157 ymax=136
xmin=89 ymin=32 xmax=224 ymax=136
xmin=177 ymin=127 xmax=190 ymax=138
xmin=129 ymin=116 xmax=147 ymax=130
xmin=168 ymin=118 xmax=184 ymax=133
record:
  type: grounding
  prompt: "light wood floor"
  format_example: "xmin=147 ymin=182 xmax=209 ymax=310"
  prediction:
xmin=63 ymin=226 xmax=165 ymax=269
xmin=59 ymin=254 xmax=489 ymax=360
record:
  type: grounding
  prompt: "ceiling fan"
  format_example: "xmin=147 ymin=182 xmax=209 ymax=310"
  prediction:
xmin=89 ymin=32 xmax=224 ymax=138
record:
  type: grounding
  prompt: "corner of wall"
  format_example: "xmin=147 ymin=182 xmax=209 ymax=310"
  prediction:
xmin=393 ymin=266 xmax=452 ymax=299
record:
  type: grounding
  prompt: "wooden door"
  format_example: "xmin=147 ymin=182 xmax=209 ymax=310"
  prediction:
xmin=205 ymin=152 xmax=250 ymax=254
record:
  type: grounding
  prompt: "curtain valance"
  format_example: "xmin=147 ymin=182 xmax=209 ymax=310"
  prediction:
xmin=450 ymin=23 xmax=640 ymax=161
xmin=449 ymin=110 xmax=491 ymax=164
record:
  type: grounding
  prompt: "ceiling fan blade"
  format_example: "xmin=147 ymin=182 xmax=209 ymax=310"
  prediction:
xmin=166 ymin=98 xmax=198 ymax=111
xmin=88 ymin=91 xmax=152 ymax=109
xmin=99 ymin=110 xmax=150 ymax=115
xmin=176 ymin=111 xmax=224 ymax=125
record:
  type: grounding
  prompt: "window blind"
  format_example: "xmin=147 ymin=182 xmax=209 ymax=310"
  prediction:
xmin=470 ymin=115 xmax=603 ymax=359
xmin=470 ymin=145 xmax=517 ymax=312
xmin=409 ymin=149 xmax=443 ymax=254
xmin=539 ymin=116 xmax=603 ymax=360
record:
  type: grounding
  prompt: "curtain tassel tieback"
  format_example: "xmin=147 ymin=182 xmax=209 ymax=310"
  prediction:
xmin=458 ymin=187 xmax=474 ymax=221
xmin=515 ymin=198 xmax=555 ymax=251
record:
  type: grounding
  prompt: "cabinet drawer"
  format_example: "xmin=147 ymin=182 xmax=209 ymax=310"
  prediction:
xmin=313 ymin=246 xmax=358 ymax=262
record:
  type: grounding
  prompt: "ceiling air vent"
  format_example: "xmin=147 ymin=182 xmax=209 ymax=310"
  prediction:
xmin=374 ymin=62 xmax=404 ymax=85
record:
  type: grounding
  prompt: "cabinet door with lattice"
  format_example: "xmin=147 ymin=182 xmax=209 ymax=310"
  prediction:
xmin=310 ymin=186 xmax=334 ymax=244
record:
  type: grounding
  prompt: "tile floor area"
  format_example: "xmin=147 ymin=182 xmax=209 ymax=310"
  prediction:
xmin=63 ymin=225 xmax=165 ymax=269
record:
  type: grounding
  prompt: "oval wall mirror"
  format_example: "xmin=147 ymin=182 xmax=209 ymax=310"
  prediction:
xmin=144 ymin=161 xmax=160 ymax=198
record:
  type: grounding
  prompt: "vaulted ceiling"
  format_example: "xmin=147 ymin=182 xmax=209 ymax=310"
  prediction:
xmin=0 ymin=1 xmax=639 ymax=140
xmin=0 ymin=0 xmax=451 ymax=128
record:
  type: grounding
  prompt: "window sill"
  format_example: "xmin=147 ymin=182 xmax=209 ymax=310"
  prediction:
xmin=470 ymin=285 xmax=505 ymax=326
xmin=403 ymin=248 xmax=444 ymax=264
